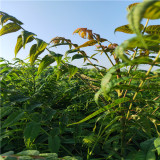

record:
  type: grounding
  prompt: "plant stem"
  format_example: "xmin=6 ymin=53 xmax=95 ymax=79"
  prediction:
xmin=126 ymin=50 xmax=160 ymax=119
xmin=97 ymin=40 xmax=114 ymax=66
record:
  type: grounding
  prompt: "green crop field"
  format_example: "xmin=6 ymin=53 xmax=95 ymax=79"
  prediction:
xmin=0 ymin=1 xmax=160 ymax=160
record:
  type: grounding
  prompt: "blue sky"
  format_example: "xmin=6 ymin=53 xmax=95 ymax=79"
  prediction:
xmin=0 ymin=0 xmax=158 ymax=69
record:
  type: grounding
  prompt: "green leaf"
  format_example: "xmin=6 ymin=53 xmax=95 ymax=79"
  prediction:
xmin=24 ymin=122 xmax=41 ymax=148
xmin=26 ymin=103 xmax=43 ymax=111
xmin=134 ymin=151 xmax=146 ymax=160
xmin=29 ymin=44 xmax=37 ymax=65
xmin=1 ymin=151 xmax=14 ymax=156
xmin=146 ymin=150 xmax=156 ymax=160
xmin=0 ymin=66 xmax=12 ymax=74
xmin=16 ymin=150 xmax=39 ymax=156
xmin=38 ymin=54 xmax=55 ymax=74
xmin=35 ymin=38 xmax=48 ymax=53
xmin=101 ymin=116 xmax=121 ymax=133
xmin=154 ymin=137 xmax=160 ymax=155
xmin=39 ymin=153 xmax=58 ymax=158
xmin=50 ymin=127 xmax=60 ymax=137
xmin=68 ymin=65 xmax=78 ymax=80
xmin=49 ymin=42 xmax=71 ymax=48
xmin=2 ymin=110 xmax=24 ymax=128
xmin=55 ymin=65 xmax=68 ymax=80
xmin=94 ymin=89 xmax=102 ymax=106
xmin=18 ymin=156 xmax=33 ymax=160
xmin=49 ymin=51 xmax=63 ymax=66
xmin=127 ymin=2 xmax=139 ymax=12
xmin=68 ymin=97 xmax=130 ymax=126
xmin=15 ymin=35 xmax=23 ymax=57
xmin=72 ymin=54 xmax=86 ymax=61
xmin=145 ymin=25 xmax=160 ymax=35
xmin=15 ymin=35 xmax=34 ymax=57
xmin=0 ymin=13 xmax=23 ymax=26
xmin=21 ymin=30 xmax=36 ymax=49
xmin=127 ymin=1 xmax=157 ymax=47
xmin=48 ymin=135 xmax=61 ymax=153
xmin=115 ymin=35 xmax=160 ymax=63
xmin=29 ymin=39 xmax=48 ymax=65
xmin=140 ymin=138 xmax=155 ymax=152
xmin=42 ymin=108 xmax=57 ymax=121
xmin=0 ymin=107 xmax=13 ymax=119
xmin=143 ymin=1 xmax=160 ymax=19
xmin=0 ymin=22 xmax=21 ymax=36
xmin=102 ymin=76 xmax=130 ymax=97
xmin=76 ymin=39 xmax=107 ymax=49
xmin=65 ymin=49 xmax=79 ymax=57
xmin=140 ymin=138 xmax=156 ymax=160
xmin=114 ymin=24 xmax=144 ymax=34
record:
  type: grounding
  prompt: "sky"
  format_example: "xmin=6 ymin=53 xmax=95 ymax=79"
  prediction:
xmin=0 ymin=0 xmax=159 ymax=69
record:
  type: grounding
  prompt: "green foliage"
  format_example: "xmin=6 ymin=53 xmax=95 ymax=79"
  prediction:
xmin=0 ymin=1 xmax=160 ymax=160
xmin=24 ymin=122 xmax=41 ymax=148
xmin=0 ymin=22 xmax=21 ymax=36
xmin=21 ymin=30 xmax=36 ymax=49
xmin=114 ymin=24 xmax=144 ymax=34
xmin=0 ymin=150 xmax=81 ymax=160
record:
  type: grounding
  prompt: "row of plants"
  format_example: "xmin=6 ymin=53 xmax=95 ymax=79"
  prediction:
xmin=1 ymin=0 xmax=160 ymax=159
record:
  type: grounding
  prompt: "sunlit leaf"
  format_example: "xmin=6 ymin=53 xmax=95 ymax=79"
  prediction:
xmin=145 ymin=25 xmax=160 ymax=35
xmin=29 ymin=39 xmax=48 ymax=65
xmin=50 ymin=37 xmax=71 ymax=45
xmin=21 ymin=30 xmax=36 ymax=49
xmin=38 ymin=54 xmax=55 ymax=74
xmin=39 ymin=153 xmax=58 ymax=158
xmin=76 ymin=39 xmax=107 ymax=49
xmin=114 ymin=24 xmax=144 ymax=34
xmin=0 ymin=14 xmax=23 ymax=26
xmin=127 ymin=1 xmax=157 ymax=47
xmin=115 ymin=34 xmax=160 ymax=63
xmin=49 ymin=51 xmax=63 ymax=66
xmin=30 ymin=44 xmax=45 ymax=65
xmin=55 ymin=65 xmax=68 ymax=80
xmin=68 ymin=65 xmax=78 ymax=80
xmin=15 ymin=35 xmax=23 ymax=57
xmin=15 ymin=35 xmax=34 ymax=57
xmin=0 ymin=66 xmax=12 ymax=74
xmin=154 ymin=137 xmax=160 ymax=155
xmin=29 ymin=44 xmax=37 ymax=65
xmin=127 ymin=2 xmax=139 ymax=12
xmin=101 ymin=75 xmax=130 ymax=97
xmin=0 ymin=22 xmax=21 ymax=36
xmin=35 ymin=38 xmax=48 ymax=53
xmin=143 ymin=1 xmax=160 ymax=19
xmin=16 ymin=150 xmax=39 ymax=156
xmin=49 ymin=43 xmax=71 ymax=48
xmin=94 ymin=89 xmax=102 ymax=106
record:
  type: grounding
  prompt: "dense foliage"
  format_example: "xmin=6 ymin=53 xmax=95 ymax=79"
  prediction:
xmin=1 ymin=1 xmax=160 ymax=160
